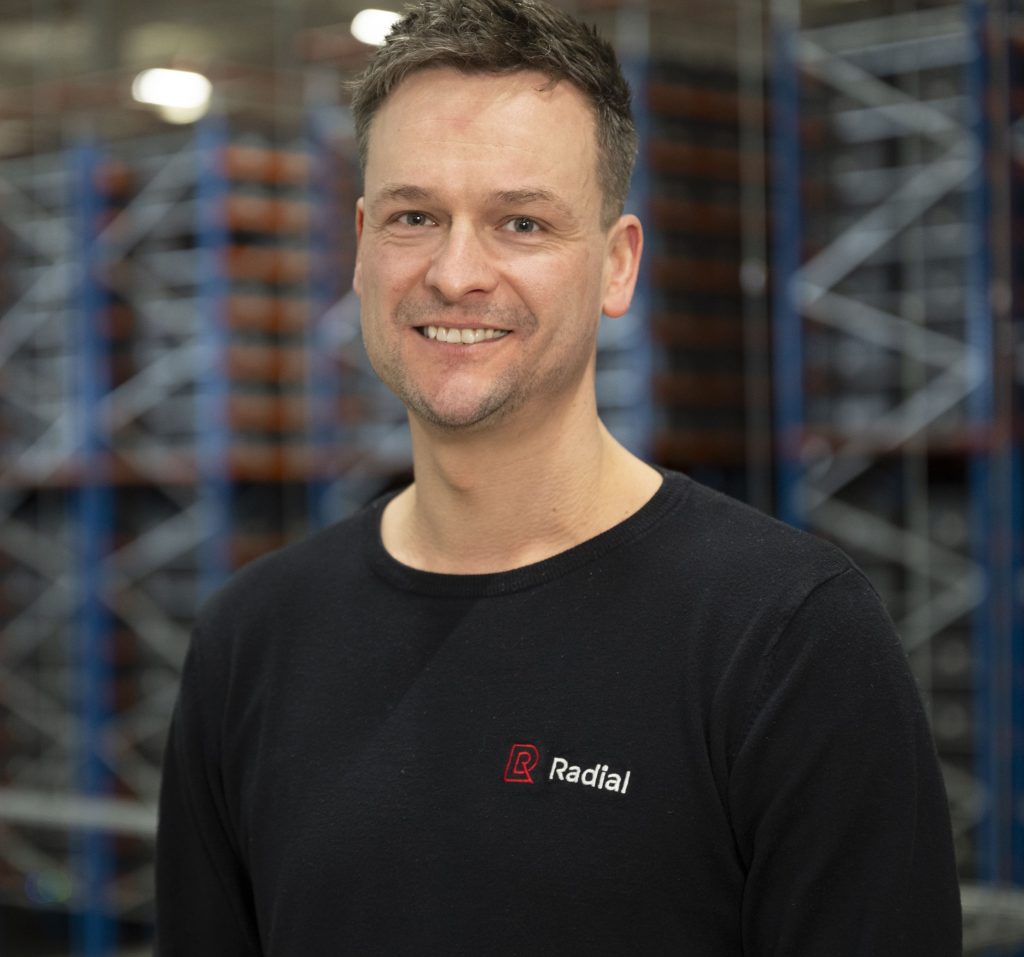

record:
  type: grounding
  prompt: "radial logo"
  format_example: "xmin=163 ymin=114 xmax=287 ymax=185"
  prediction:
xmin=503 ymin=742 xmax=632 ymax=795
xmin=503 ymin=743 xmax=540 ymax=783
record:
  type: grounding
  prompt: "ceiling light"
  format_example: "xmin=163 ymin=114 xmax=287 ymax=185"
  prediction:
xmin=132 ymin=68 xmax=212 ymax=123
xmin=350 ymin=9 xmax=401 ymax=46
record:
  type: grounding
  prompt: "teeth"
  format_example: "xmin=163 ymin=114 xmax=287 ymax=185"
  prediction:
xmin=422 ymin=326 xmax=508 ymax=343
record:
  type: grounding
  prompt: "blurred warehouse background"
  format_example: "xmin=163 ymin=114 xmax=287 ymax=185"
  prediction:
xmin=0 ymin=0 xmax=1022 ymax=953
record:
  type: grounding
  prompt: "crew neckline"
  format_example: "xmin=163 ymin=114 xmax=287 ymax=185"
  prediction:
xmin=364 ymin=467 xmax=690 ymax=597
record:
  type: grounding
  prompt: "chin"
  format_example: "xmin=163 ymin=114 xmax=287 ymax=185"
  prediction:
xmin=401 ymin=374 xmax=525 ymax=430
xmin=409 ymin=391 xmax=521 ymax=433
xmin=413 ymin=405 xmax=505 ymax=433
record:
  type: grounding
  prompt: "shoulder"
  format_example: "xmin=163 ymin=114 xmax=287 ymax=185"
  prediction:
xmin=193 ymin=497 xmax=384 ymax=653
xmin=652 ymin=471 xmax=858 ymax=600
xmin=638 ymin=472 xmax=903 ymax=696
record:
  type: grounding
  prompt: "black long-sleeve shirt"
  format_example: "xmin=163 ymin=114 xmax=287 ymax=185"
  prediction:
xmin=156 ymin=470 xmax=961 ymax=955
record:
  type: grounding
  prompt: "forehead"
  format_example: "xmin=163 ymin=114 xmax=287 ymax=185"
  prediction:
xmin=363 ymin=67 xmax=600 ymax=203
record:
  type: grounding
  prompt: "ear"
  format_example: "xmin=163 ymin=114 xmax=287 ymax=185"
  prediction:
xmin=353 ymin=197 xmax=366 ymax=296
xmin=601 ymin=214 xmax=643 ymax=319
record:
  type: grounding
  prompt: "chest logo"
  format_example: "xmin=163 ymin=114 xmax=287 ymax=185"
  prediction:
xmin=503 ymin=743 xmax=540 ymax=783
xmin=503 ymin=743 xmax=632 ymax=795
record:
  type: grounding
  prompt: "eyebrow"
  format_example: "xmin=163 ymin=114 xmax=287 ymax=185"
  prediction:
xmin=371 ymin=184 xmax=432 ymax=208
xmin=370 ymin=184 xmax=575 ymax=220
xmin=492 ymin=189 xmax=574 ymax=219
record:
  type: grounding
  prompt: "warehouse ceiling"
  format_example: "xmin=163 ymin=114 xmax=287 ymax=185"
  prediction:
xmin=0 ymin=0 xmax=957 ymax=157
xmin=0 ymin=0 xmax=748 ymax=74
xmin=0 ymin=1 xmax=667 ymax=151
xmin=0 ymin=0 xmax=753 ymax=156
xmin=0 ymin=0 xmax=741 ymax=96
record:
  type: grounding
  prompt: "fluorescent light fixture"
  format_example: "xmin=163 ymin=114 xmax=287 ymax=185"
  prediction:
xmin=132 ymin=68 xmax=212 ymax=123
xmin=350 ymin=8 xmax=401 ymax=46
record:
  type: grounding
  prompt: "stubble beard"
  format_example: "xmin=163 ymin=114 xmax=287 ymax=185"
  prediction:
xmin=364 ymin=298 xmax=542 ymax=433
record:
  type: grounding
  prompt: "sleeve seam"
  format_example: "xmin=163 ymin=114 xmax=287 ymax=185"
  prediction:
xmin=738 ymin=563 xmax=859 ymax=750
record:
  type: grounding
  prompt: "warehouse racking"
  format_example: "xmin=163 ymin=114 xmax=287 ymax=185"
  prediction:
xmin=770 ymin=0 xmax=1024 ymax=949
xmin=0 ymin=120 xmax=366 ymax=950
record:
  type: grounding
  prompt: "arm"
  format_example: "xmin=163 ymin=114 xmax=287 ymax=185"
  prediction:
xmin=729 ymin=567 xmax=961 ymax=956
xmin=155 ymin=629 xmax=262 ymax=956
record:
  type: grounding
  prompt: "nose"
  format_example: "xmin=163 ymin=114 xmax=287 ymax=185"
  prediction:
xmin=424 ymin=223 xmax=498 ymax=302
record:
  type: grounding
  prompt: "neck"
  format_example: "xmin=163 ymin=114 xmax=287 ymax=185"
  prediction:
xmin=381 ymin=396 xmax=662 ymax=574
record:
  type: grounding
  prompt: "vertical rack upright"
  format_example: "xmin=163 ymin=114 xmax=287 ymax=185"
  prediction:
xmin=195 ymin=117 xmax=233 ymax=601
xmin=770 ymin=0 xmax=804 ymax=529
xmin=70 ymin=140 xmax=114 ymax=957
xmin=967 ymin=0 xmax=1024 ymax=896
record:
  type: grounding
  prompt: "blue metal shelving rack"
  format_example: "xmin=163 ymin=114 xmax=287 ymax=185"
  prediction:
xmin=770 ymin=0 xmax=1024 ymax=948
xmin=0 ymin=127 xmax=241 ymax=947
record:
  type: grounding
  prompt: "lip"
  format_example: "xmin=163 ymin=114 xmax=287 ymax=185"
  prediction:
xmin=412 ymin=323 xmax=511 ymax=332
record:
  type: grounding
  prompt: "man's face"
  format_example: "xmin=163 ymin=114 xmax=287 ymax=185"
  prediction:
xmin=353 ymin=67 xmax=640 ymax=433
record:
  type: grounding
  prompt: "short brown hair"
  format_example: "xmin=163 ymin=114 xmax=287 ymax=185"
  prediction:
xmin=349 ymin=0 xmax=637 ymax=226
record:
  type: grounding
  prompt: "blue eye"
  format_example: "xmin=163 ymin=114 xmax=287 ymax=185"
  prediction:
xmin=398 ymin=212 xmax=434 ymax=227
xmin=511 ymin=217 xmax=538 ymax=232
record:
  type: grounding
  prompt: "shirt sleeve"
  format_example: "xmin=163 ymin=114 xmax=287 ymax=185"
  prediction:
xmin=155 ymin=627 xmax=263 ymax=956
xmin=727 ymin=566 xmax=962 ymax=956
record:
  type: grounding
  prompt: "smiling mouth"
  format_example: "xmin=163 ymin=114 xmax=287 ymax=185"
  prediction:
xmin=419 ymin=325 xmax=511 ymax=344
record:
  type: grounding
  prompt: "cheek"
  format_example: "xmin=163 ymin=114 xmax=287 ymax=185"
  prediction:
xmin=358 ymin=262 xmax=413 ymax=356
xmin=530 ymin=251 xmax=603 ymax=317
xmin=359 ymin=307 xmax=397 ymax=382
xmin=365 ymin=246 xmax=425 ymax=301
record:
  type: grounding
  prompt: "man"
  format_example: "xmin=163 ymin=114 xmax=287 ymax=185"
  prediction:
xmin=156 ymin=0 xmax=962 ymax=953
